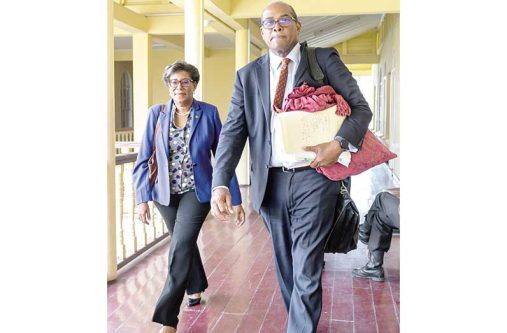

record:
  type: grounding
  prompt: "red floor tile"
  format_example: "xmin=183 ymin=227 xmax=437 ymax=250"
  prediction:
xmin=329 ymin=320 xmax=354 ymax=333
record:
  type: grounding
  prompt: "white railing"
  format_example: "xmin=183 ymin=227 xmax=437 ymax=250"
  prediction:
xmin=115 ymin=129 xmax=134 ymax=154
xmin=115 ymin=128 xmax=134 ymax=142
xmin=114 ymin=149 xmax=168 ymax=269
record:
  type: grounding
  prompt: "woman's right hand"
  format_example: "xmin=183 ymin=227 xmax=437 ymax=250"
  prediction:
xmin=137 ymin=202 xmax=151 ymax=225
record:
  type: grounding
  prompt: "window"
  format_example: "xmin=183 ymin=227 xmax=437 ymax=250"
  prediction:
xmin=377 ymin=62 xmax=387 ymax=137
xmin=389 ymin=49 xmax=397 ymax=142
xmin=120 ymin=71 xmax=133 ymax=128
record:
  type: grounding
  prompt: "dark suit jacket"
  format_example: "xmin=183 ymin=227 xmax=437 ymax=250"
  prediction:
xmin=133 ymin=99 xmax=242 ymax=207
xmin=212 ymin=42 xmax=372 ymax=212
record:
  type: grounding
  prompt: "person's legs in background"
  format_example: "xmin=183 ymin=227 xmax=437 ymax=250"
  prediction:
xmin=353 ymin=191 xmax=400 ymax=282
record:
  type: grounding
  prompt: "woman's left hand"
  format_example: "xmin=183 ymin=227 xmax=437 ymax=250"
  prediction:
xmin=233 ymin=205 xmax=245 ymax=226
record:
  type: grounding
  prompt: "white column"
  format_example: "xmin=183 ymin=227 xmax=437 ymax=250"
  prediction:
xmin=107 ymin=0 xmax=117 ymax=281
xmin=184 ymin=0 xmax=204 ymax=100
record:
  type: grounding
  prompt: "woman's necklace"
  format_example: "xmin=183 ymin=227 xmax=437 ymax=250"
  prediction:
xmin=175 ymin=108 xmax=190 ymax=116
xmin=173 ymin=107 xmax=190 ymax=129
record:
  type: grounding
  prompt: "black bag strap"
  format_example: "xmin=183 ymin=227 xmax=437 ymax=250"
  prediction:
xmin=307 ymin=47 xmax=325 ymax=85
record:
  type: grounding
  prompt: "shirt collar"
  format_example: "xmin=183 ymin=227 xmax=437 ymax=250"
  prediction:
xmin=269 ymin=43 xmax=301 ymax=71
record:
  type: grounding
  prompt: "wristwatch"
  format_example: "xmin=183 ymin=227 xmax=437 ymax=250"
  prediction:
xmin=334 ymin=136 xmax=349 ymax=151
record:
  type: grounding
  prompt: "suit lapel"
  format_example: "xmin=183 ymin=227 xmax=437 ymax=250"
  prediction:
xmin=158 ymin=101 xmax=171 ymax=158
xmin=189 ymin=100 xmax=203 ymax=144
xmin=254 ymin=55 xmax=271 ymax=128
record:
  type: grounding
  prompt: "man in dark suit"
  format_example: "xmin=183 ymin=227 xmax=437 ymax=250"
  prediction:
xmin=210 ymin=2 xmax=372 ymax=332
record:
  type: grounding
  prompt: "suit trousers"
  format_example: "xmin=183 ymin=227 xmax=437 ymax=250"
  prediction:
xmin=260 ymin=168 xmax=340 ymax=333
xmin=362 ymin=192 xmax=400 ymax=253
xmin=152 ymin=190 xmax=210 ymax=328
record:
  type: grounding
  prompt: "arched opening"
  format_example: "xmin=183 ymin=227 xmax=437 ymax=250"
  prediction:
xmin=120 ymin=71 xmax=133 ymax=128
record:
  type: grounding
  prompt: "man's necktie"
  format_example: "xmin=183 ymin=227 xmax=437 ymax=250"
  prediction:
xmin=273 ymin=58 xmax=291 ymax=113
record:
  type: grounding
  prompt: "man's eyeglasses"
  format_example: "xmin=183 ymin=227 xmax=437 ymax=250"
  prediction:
xmin=261 ymin=16 xmax=296 ymax=29
xmin=168 ymin=78 xmax=194 ymax=88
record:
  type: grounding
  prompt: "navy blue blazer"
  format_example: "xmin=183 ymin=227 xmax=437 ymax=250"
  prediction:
xmin=133 ymin=99 xmax=242 ymax=206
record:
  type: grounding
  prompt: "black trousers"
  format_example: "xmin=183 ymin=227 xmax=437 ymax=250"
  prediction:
xmin=152 ymin=190 xmax=210 ymax=328
xmin=260 ymin=168 xmax=340 ymax=333
xmin=362 ymin=192 xmax=400 ymax=252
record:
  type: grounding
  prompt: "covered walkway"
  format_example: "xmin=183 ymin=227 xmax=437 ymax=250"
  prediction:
xmin=108 ymin=163 xmax=400 ymax=333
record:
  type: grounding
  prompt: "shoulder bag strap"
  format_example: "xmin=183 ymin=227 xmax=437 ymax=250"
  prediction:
xmin=307 ymin=46 xmax=325 ymax=85
xmin=152 ymin=104 xmax=165 ymax=153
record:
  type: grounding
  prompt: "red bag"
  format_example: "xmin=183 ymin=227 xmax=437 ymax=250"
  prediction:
xmin=317 ymin=130 xmax=397 ymax=181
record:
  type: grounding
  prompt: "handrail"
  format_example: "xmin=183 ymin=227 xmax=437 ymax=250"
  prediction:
xmin=115 ymin=141 xmax=140 ymax=149
xmin=115 ymin=141 xmax=139 ymax=157
xmin=116 ymin=152 xmax=137 ymax=165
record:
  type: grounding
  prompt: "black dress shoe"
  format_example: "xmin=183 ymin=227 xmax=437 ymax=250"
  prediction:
xmin=187 ymin=297 xmax=201 ymax=307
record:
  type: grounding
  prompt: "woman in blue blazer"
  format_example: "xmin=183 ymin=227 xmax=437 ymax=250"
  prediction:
xmin=133 ymin=60 xmax=244 ymax=333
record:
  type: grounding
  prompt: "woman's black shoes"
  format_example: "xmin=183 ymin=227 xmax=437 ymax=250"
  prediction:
xmin=187 ymin=297 xmax=201 ymax=307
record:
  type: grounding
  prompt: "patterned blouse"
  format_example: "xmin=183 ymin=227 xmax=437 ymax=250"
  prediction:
xmin=168 ymin=104 xmax=195 ymax=194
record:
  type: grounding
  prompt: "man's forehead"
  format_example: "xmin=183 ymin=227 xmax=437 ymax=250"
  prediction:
xmin=261 ymin=5 xmax=292 ymax=19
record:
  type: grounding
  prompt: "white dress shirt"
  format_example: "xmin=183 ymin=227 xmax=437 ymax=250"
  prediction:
xmin=269 ymin=44 xmax=310 ymax=168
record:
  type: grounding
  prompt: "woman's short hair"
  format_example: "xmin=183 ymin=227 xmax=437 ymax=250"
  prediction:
xmin=162 ymin=60 xmax=200 ymax=85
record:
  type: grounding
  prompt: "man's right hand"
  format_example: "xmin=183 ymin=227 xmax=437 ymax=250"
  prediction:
xmin=137 ymin=202 xmax=151 ymax=225
xmin=210 ymin=187 xmax=234 ymax=222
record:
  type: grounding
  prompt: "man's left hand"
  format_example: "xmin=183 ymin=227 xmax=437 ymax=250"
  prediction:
xmin=303 ymin=140 xmax=342 ymax=168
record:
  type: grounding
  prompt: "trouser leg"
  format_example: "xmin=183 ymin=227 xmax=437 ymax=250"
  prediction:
xmin=262 ymin=169 xmax=339 ymax=333
xmin=260 ymin=171 xmax=294 ymax=311
xmin=353 ymin=192 xmax=400 ymax=282
xmin=367 ymin=192 xmax=400 ymax=253
xmin=152 ymin=191 xmax=210 ymax=327
xmin=186 ymin=242 xmax=208 ymax=294
xmin=359 ymin=210 xmax=375 ymax=244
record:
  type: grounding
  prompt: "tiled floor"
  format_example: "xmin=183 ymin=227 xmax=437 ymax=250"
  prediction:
xmin=108 ymin=163 xmax=400 ymax=333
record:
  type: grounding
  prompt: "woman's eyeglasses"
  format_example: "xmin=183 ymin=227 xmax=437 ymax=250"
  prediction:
xmin=261 ymin=16 xmax=296 ymax=29
xmin=168 ymin=79 xmax=194 ymax=88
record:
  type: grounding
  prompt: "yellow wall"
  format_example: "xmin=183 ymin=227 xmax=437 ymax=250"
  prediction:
xmin=334 ymin=31 xmax=379 ymax=65
xmin=347 ymin=64 xmax=372 ymax=76
xmin=202 ymin=48 xmax=236 ymax=121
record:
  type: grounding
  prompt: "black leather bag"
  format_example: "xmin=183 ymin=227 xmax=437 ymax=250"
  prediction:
xmin=324 ymin=181 xmax=360 ymax=254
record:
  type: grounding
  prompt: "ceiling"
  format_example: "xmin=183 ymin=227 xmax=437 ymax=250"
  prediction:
xmin=114 ymin=13 xmax=383 ymax=51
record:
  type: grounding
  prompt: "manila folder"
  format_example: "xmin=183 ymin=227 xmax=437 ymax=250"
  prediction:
xmin=276 ymin=105 xmax=345 ymax=154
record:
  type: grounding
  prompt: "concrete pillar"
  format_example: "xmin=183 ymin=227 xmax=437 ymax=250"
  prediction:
xmin=107 ymin=0 xmax=117 ymax=282
xmin=235 ymin=27 xmax=249 ymax=69
xmin=184 ymin=0 xmax=204 ymax=100
xmin=132 ymin=33 xmax=152 ymax=142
